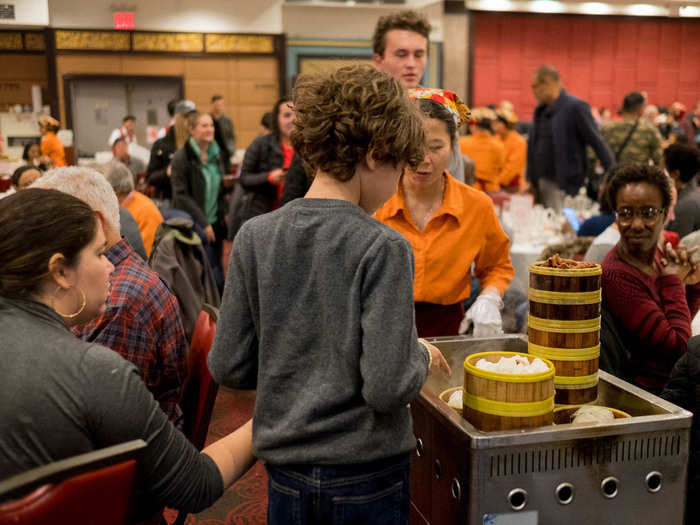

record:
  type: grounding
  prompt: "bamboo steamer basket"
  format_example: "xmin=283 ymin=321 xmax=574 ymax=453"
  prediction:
xmin=463 ymin=351 xmax=555 ymax=431
xmin=439 ymin=386 xmax=463 ymax=415
xmin=553 ymin=405 xmax=631 ymax=424
xmin=528 ymin=261 xmax=602 ymax=405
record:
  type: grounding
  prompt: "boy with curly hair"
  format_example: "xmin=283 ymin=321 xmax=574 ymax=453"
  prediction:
xmin=208 ymin=64 xmax=449 ymax=524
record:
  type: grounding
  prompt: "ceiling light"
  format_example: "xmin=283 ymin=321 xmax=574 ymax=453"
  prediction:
xmin=679 ymin=6 xmax=700 ymax=17
xmin=578 ymin=2 xmax=614 ymax=15
xmin=528 ymin=1 xmax=566 ymax=13
xmin=624 ymin=3 xmax=667 ymax=16
xmin=466 ymin=0 xmax=515 ymax=11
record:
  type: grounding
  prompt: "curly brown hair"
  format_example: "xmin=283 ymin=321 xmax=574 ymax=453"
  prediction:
xmin=291 ymin=64 xmax=425 ymax=182
xmin=372 ymin=10 xmax=431 ymax=57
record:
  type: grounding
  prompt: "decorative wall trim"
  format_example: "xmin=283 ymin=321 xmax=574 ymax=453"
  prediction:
xmin=132 ymin=32 xmax=203 ymax=52
xmin=205 ymin=34 xmax=274 ymax=53
xmin=0 ymin=32 xmax=22 ymax=50
xmin=55 ymin=30 xmax=130 ymax=51
xmin=0 ymin=30 xmax=46 ymax=53
xmin=49 ymin=28 xmax=280 ymax=57
xmin=24 ymin=32 xmax=46 ymax=51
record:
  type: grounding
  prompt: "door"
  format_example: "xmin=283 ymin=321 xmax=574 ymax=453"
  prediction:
xmin=67 ymin=76 xmax=182 ymax=157
xmin=70 ymin=80 xmax=127 ymax=157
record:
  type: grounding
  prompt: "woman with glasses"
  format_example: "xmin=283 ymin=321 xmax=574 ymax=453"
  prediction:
xmin=602 ymin=164 xmax=700 ymax=394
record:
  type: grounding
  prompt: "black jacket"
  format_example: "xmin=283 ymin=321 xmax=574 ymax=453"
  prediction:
xmin=527 ymin=89 xmax=614 ymax=196
xmin=660 ymin=336 xmax=700 ymax=525
xmin=239 ymin=133 xmax=284 ymax=209
xmin=170 ymin=140 xmax=227 ymax=229
xmin=280 ymin=153 xmax=311 ymax=206
xmin=146 ymin=127 xmax=176 ymax=200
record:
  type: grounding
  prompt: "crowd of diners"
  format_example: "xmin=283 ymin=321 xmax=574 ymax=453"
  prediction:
xmin=2 ymin=8 xmax=700 ymax=525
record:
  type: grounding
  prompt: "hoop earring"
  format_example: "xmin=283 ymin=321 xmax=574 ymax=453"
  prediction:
xmin=53 ymin=288 xmax=87 ymax=319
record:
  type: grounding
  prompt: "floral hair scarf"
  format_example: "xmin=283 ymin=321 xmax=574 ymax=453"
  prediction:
xmin=408 ymin=88 xmax=472 ymax=127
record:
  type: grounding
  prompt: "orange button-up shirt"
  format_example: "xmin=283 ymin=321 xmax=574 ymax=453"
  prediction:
xmin=375 ymin=173 xmax=514 ymax=305
xmin=499 ymin=130 xmax=527 ymax=188
xmin=459 ymin=132 xmax=504 ymax=192
xmin=41 ymin=132 xmax=66 ymax=167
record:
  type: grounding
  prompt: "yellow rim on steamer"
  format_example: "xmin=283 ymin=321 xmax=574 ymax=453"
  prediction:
xmin=528 ymin=342 xmax=601 ymax=361
xmin=462 ymin=390 xmax=555 ymax=417
xmin=528 ymin=288 xmax=602 ymax=305
xmin=529 ymin=261 xmax=601 ymax=277
xmin=464 ymin=351 xmax=555 ymax=383
xmin=553 ymin=372 xmax=599 ymax=390
xmin=528 ymin=314 xmax=600 ymax=333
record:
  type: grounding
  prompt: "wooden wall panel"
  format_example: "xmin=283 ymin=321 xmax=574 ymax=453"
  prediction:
xmin=56 ymin=54 xmax=278 ymax=150
xmin=472 ymin=13 xmax=700 ymax=122
xmin=0 ymin=54 xmax=47 ymax=109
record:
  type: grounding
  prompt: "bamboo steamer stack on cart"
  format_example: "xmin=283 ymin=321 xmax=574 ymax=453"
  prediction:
xmin=528 ymin=255 xmax=602 ymax=405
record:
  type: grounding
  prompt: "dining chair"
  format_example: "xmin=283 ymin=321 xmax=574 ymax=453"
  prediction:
xmin=0 ymin=439 xmax=147 ymax=525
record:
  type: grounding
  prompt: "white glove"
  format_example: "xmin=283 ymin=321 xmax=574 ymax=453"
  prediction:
xmin=459 ymin=293 xmax=504 ymax=337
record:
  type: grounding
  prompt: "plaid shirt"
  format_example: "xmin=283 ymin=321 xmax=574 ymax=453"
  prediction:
xmin=73 ymin=239 xmax=187 ymax=427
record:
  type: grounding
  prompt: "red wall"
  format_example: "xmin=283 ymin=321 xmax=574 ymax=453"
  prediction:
xmin=472 ymin=13 xmax=700 ymax=121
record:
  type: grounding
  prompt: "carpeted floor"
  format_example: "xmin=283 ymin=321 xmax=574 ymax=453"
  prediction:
xmin=164 ymin=388 xmax=268 ymax=525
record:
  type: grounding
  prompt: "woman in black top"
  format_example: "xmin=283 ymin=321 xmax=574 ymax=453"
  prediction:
xmin=0 ymin=189 xmax=253 ymax=521
xmin=237 ymin=97 xmax=295 ymax=222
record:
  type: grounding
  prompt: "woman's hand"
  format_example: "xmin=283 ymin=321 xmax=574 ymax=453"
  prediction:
xmin=658 ymin=242 xmax=694 ymax=281
xmin=204 ymin=225 xmax=216 ymax=243
xmin=684 ymin=262 xmax=700 ymax=286
xmin=268 ymin=169 xmax=286 ymax=185
xmin=419 ymin=339 xmax=452 ymax=376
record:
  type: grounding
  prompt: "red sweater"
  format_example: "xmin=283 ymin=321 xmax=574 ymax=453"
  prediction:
xmin=602 ymin=246 xmax=700 ymax=394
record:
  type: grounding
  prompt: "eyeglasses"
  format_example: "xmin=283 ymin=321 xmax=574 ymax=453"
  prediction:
xmin=615 ymin=206 xmax=665 ymax=224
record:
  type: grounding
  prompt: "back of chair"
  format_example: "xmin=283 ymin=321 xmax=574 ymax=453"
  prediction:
xmin=181 ymin=304 xmax=220 ymax=450
xmin=0 ymin=440 xmax=146 ymax=525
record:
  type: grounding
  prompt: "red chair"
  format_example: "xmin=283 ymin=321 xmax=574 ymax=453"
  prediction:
xmin=174 ymin=305 xmax=220 ymax=525
xmin=0 ymin=440 xmax=146 ymax=525
xmin=181 ymin=304 xmax=220 ymax=451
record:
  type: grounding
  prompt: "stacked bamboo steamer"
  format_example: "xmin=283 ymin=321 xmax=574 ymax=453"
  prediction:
xmin=527 ymin=261 xmax=602 ymax=405
xmin=462 ymin=351 xmax=555 ymax=431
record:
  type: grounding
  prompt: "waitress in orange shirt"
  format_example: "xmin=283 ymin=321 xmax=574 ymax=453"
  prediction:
xmin=38 ymin=115 xmax=66 ymax=167
xmin=375 ymin=89 xmax=514 ymax=337
xmin=492 ymin=108 xmax=527 ymax=190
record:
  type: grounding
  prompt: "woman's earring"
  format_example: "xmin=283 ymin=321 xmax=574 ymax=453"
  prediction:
xmin=53 ymin=288 xmax=87 ymax=319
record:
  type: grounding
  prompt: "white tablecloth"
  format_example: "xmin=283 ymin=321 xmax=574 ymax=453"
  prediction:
xmin=509 ymin=243 xmax=547 ymax=295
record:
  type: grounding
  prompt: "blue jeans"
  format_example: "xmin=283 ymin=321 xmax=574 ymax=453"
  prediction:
xmin=266 ymin=453 xmax=411 ymax=525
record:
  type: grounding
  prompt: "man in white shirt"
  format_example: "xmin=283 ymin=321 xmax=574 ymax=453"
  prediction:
xmin=108 ymin=115 xmax=138 ymax=147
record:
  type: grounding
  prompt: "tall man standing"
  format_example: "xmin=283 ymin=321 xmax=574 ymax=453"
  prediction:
xmin=527 ymin=66 xmax=613 ymax=209
xmin=372 ymin=10 xmax=470 ymax=183
xmin=211 ymin=94 xmax=235 ymax=173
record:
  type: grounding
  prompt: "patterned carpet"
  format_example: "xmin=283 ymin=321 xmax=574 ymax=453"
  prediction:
xmin=164 ymin=388 xmax=268 ymax=525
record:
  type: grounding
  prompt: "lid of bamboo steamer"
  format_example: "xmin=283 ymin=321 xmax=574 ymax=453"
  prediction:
xmin=529 ymin=260 xmax=601 ymax=276
xmin=464 ymin=351 xmax=555 ymax=382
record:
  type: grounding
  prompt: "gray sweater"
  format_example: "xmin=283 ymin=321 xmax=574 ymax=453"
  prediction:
xmin=0 ymin=296 xmax=222 ymax=517
xmin=208 ymin=198 xmax=429 ymax=465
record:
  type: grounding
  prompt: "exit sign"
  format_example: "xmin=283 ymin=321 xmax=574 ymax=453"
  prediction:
xmin=114 ymin=12 xmax=134 ymax=30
